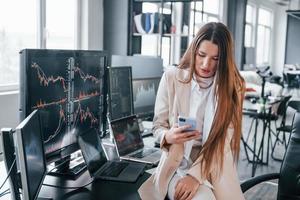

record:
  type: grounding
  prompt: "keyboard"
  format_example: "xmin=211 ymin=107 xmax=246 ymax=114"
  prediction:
xmin=100 ymin=162 xmax=129 ymax=177
xmin=69 ymin=162 xmax=87 ymax=175
xmin=131 ymin=148 xmax=157 ymax=159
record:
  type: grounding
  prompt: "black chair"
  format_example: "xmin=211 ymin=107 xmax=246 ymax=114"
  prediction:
xmin=271 ymin=100 xmax=300 ymax=161
xmin=244 ymin=96 xmax=291 ymax=163
xmin=241 ymin=112 xmax=300 ymax=200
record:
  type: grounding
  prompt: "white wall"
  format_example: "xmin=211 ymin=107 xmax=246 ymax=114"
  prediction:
xmin=0 ymin=91 xmax=19 ymax=160
xmin=272 ymin=5 xmax=288 ymax=75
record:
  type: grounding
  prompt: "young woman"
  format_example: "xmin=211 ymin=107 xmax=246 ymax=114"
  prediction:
xmin=138 ymin=22 xmax=245 ymax=200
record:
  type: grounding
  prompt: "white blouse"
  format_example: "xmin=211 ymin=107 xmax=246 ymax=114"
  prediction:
xmin=176 ymin=74 xmax=214 ymax=176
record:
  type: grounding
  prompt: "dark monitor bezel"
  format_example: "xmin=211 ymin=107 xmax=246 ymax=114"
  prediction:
xmin=19 ymin=49 xmax=110 ymax=163
xmin=14 ymin=110 xmax=47 ymax=200
xmin=108 ymin=66 xmax=134 ymax=120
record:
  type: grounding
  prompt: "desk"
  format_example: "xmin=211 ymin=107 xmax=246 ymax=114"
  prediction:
xmin=0 ymin=160 xmax=150 ymax=200
xmin=39 ymin=170 xmax=150 ymax=200
xmin=0 ymin=136 xmax=158 ymax=200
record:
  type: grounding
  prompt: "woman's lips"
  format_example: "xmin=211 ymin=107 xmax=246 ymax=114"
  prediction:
xmin=201 ymin=69 xmax=210 ymax=74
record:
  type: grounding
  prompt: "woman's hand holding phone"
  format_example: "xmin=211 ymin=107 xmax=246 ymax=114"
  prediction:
xmin=165 ymin=123 xmax=201 ymax=145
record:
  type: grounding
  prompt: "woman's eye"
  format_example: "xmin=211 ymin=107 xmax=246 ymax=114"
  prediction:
xmin=213 ymin=57 xmax=219 ymax=61
xmin=198 ymin=53 xmax=205 ymax=57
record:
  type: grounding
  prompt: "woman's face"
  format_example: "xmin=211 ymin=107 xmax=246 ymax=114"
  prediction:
xmin=195 ymin=40 xmax=219 ymax=78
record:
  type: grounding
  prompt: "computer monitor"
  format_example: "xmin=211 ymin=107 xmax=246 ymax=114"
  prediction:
xmin=19 ymin=49 xmax=109 ymax=163
xmin=132 ymin=77 xmax=161 ymax=120
xmin=111 ymin=55 xmax=163 ymax=120
xmin=14 ymin=109 xmax=46 ymax=200
xmin=109 ymin=66 xmax=134 ymax=120
xmin=111 ymin=55 xmax=163 ymax=79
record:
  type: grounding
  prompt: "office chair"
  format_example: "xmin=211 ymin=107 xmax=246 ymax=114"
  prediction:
xmin=271 ymin=100 xmax=300 ymax=161
xmin=241 ymin=112 xmax=300 ymax=200
xmin=244 ymin=95 xmax=291 ymax=163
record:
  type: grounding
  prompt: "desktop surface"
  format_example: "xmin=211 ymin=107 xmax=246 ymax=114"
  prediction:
xmin=39 ymin=169 xmax=150 ymax=200
xmin=0 ymin=135 xmax=158 ymax=200
xmin=0 ymin=160 xmax=150 ymax=200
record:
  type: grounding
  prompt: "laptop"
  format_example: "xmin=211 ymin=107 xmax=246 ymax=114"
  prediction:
xmin=77 ymin=129 xmax=146 ymax=183
xmin=109 ymin=115 xmax=161 ymax=165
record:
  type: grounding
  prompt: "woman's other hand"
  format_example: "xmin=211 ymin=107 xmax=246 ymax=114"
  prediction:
xmin=174 ymin=175 xmax=200 ymax=200
xmin=165 ymin=123 xmax=201 ymax=145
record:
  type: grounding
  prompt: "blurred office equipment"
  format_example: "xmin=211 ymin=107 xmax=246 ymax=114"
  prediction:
xmin=108 ymin=66 xmax=134 ymax=120
xmin=111 ymin=55 xmax=163 ymax=121
xmin=241 ymin=112 xmax=300 ymax=200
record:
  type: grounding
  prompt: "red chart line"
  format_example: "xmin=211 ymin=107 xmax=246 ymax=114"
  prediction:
xmin=31 ymin=62 xmax=67 ymax=91
xmin=74 ymin=66 xmax=101 ymax=84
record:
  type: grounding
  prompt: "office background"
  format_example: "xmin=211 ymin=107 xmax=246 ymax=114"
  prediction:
xmin=0 ymin=0 xmax=299 ymax=167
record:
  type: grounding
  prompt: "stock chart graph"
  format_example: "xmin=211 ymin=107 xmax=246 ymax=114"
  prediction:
xmin=20 ymin=50 xmax=107 ymax=156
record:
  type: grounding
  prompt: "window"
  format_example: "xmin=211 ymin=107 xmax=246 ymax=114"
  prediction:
xmin=244 ymin=3 xmax=273 ymax=66
xmin=190 ymin=0 xmax=221 ymax=36
xmin=244 ymin=4 xmax=255 ymax=47
xmin=0 ymin=0 xmax=77 ymax=91
xmin=46 ymin=0 xmax=76 ymax=49
xmin=256 ymin=8 xmax=272 ymax=65
xmin=0 ymin=0 xmax=37 ymax=88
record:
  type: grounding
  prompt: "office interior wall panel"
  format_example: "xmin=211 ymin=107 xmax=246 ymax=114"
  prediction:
xmin=285 ymin=14 xmax=300 ymax=64
xmin=0 ymin=91 xmax=18 ymax=161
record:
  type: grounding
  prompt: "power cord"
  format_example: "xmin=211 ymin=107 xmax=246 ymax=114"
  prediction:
xmin=0 ymin=159 xmax=16 ymax=191
xmin=47 ymin=158 xmax=72 ymax=174
xmin=0 ymin=188 xmax=10 ymax=198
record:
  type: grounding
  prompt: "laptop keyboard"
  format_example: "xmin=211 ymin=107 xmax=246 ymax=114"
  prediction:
xmin=131 ymin=149 xmax=157 ymax=159
xmin=101 ymin=162 xmax=129 ymax=177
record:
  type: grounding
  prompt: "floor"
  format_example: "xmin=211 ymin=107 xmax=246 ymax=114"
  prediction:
xmin=238 ymin=87 xmax=300 ymax=199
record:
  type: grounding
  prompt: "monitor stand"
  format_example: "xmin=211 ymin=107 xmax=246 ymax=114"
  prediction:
xmin=47 ymin=155 xmax=87 ymax=180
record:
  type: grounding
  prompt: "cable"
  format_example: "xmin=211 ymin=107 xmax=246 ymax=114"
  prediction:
xmin=42 ymin=178 xmax=94 ymax=189
xmin=0 ymin=188 xmax=10 ymax=198
xmin=47 ymin=158 xmax=72 ymax=174
xmin=0 ymin=159 xmax=16 ymax=191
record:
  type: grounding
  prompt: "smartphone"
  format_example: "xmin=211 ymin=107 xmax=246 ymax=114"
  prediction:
xmin=178 ymin=116 xmax=197 ymax=132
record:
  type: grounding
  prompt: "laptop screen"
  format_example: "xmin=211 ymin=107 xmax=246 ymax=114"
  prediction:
xmin=110 ymin=116 xmax=144 ymax=156
xmin=78 ymin=129 xmax=107 ymax=176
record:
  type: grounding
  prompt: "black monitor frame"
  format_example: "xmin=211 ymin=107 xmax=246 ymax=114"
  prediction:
xmin=14 ymin=110 xmax=47 ymax=200
xmin=108 ymin=66 xmax=134 ymax=120
xmin=19 ymin=49 xmax=109 ymax=164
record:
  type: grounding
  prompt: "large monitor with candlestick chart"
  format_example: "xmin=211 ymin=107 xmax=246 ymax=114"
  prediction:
xmin=19 ymin=49 xmax=109 ymax=174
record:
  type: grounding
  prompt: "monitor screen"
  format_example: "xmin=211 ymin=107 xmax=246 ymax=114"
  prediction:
xmin=132 ymin=77 xmax=161 ymax=119
xmin=109 ymin=66 xmax=134 ymax=120
xmin=19 ymin=49 xmax=108 ymax=161
xmin=77 ymin=129 xmax=107 ymax=176
xmin=14 ymin=110 xmax=46 ymax=200
xmin=110 ymin=115 xmax=143 ymax=156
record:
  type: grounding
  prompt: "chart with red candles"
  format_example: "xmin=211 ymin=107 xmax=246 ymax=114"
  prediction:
xmin=20 ymin=50 xmax=108 ymax=156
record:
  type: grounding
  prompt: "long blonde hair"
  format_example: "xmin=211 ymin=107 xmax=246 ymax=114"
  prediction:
xmin=178 ymin=22 xmax=245 ymax=179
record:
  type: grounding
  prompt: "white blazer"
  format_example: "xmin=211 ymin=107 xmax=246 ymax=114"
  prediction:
xmin=138 ymin=67 xmax=245 ymax=200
